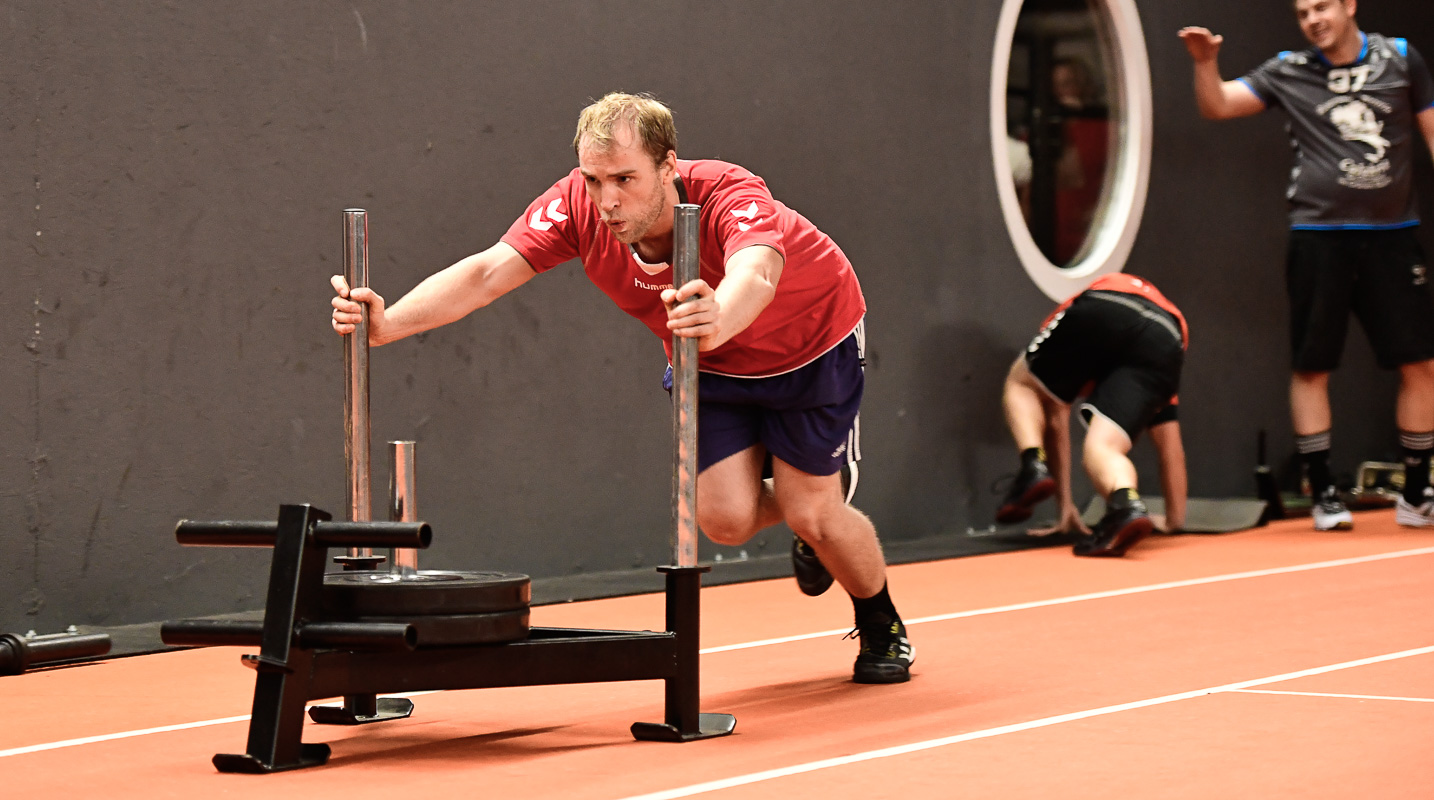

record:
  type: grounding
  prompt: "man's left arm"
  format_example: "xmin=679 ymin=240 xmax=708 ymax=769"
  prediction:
xmin=662 ymin=244 xmax=783 ymax=351
xmin=1149 ymin=420 xmax=1188 ymax=532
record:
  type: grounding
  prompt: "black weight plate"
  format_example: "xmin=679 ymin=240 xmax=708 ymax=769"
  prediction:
xmin=323 ymin=570 xmax=530 ymax=618
xmin=353 ymin=609 xmax=530 ymax=647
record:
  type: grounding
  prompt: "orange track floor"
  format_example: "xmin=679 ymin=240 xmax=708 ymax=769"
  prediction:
xmin=4 ymin=510 xmax=1432 ymax=798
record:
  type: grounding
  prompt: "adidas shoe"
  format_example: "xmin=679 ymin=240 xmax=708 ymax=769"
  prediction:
xmin=1395 ymin=488 xmax=1434 ymax=528
xmin=791 ymin=536 xmax=834 ymax=597
xmin=1313 ymin=487 xmax=1354 ymax=531
xmin=1073 ymin=497 xmax=1153 ymax=557
xmin=849 ymin=616 xmax=914 ymax=684
xmin=995 ymin=458 xmax=1057 ymax=524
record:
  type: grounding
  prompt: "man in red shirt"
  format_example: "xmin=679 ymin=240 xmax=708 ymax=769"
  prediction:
xmin=996 ymin=274 xmax=1189 ymax=557
xmin=331 ymin=93 xmax=912 ymax=683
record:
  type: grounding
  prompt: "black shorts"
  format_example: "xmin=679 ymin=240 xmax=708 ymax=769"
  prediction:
xmin=1287 ymin=228 xmax=1434 ymax=371
xmin=1024 ymin=291 xmax=1184 ymax=441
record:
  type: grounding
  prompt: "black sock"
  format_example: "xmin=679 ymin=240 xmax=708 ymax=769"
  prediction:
xmin=1400 ymin=430 xmax=1433 ymax=504
xmin=1020 ymin=447 xmax=1045 ymax=468
xmin=1107 ymin=487 xmax=1138 ymax=511
xmin=851 ymin=582 xmax=899 ymax=626
xmin=1296 ymin=431 xmax=1332 ymax=496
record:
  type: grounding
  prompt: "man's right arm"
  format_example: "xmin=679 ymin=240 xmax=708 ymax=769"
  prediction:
xmin=331 ymin=241 xmax=537 ymax=346
xmin=1178 ymin=27 xmax=1266 ymax=120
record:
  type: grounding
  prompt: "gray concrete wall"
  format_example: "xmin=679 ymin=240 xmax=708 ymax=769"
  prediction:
xmin=3 ymin=1 xmax=1431 ymax=630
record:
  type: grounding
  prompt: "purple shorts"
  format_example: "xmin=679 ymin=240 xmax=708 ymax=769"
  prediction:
xmin=664 ymin=323 xmax=864 ymax=476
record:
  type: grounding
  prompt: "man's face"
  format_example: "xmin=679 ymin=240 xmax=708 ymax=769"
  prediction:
xmin=1294 ymin=0 xmax=1357 ymax=52
xmin=1052 ymin=64 xmax=1083 ymax=109
xmin=577 ymin=124 xmax=674 ymax=245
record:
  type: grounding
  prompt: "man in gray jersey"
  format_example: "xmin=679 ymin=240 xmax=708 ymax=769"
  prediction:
xmin=1179 ymin=0 xmax=1434 ymax=531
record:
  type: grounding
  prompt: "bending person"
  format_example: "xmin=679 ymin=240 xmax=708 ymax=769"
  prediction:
xmin=330 ymin=93 xmax=913 ymax=683
xmin=997 ymin=274 xmax=1189 ymax=557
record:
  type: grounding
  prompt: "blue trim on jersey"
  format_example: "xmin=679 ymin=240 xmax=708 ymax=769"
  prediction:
xmin=1393 ymin=38 xmax=1409 ymax=57
xmin=1234 ymin=77 xmax=1269 ymax=106
xmin=1291 ymin=220 xmax=1420 ymax=231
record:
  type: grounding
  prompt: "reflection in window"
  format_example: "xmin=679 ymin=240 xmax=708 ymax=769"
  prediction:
xmin=1006 ymin=0 xmax=1118 ymax=267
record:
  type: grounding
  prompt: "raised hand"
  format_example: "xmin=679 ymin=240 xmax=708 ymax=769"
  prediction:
xmin=1178 ymin=27 xmax=1224 ymax=63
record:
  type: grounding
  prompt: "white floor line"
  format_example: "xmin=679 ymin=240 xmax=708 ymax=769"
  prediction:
xmin=613 ymin=645 xmax=1434 ymax=800
xmin=5 ymin=547 xmax=1431 ymax=760
xmin=0 ymin=716 xmax=253 ymax=759
xmin=1229 ymin=688 xmax=1434 ymax=703
xmin=701 ymin=546 xmax=1434 ymax=654
xmin=0 ymin=690 xmax=443 ymax=760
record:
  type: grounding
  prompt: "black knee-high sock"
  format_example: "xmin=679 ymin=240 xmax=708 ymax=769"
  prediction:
xmin=1400 ymin=430 xmax=1434 ymax=504
xmin=1297 ymin=431 xmax=1333 ymax=496
xmin=850 ymin=582 xmax=899 ymax=626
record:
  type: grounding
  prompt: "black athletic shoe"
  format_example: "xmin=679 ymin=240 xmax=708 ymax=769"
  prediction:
xmin=995 ymin=459 xmax=1057 ymax=524
xmin=1073 ymin=498 xmax=1153 ymax=557
xmin=791 ymin=536 xmax=834 ymax=597
xmin=849 ymin=616 xmax=915 ymax=684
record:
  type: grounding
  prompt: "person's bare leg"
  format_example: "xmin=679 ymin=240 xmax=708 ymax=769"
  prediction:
xmin=771 ymin=459 xmax=885 ymax=598
xmin=697 ymin=445 xmax=783 ymax=546
xmin=1290 ymin=370 xmax=1332 ymax=436
xmin=1290 ymin=369 xmax=1350 ymax=528
xmin=1396 ymin=360 xmax=1434 ymax=518
xmin=1082 ymin=414 xmax=1136 ymax=496
xmin=1073 ymin=413 xmax=1150 ymax=557
xmin=1396 ymin=359 xmax=1434 ymax=433
xmin=1003 ymin=358 xmax=1047 ymax=450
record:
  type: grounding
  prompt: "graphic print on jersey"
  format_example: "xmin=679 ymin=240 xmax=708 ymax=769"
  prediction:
xmin=1321 ymin=94 xmax=1394 ymax=189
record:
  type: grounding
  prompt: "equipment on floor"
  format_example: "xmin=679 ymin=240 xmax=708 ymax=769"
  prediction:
xmin=1349 ymin=461 xmax=1404 ymax=508
xmin=159 ymin=206 xmax=733 ymax=773
xmin=0 ymin=627 xmax=112 ymax=676
xmin=1254 ymin=429 xmax=1286 ymax=523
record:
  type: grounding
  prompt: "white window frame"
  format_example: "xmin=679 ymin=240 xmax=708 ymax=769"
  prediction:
xmin=989 ymin=0 xmax=1154 ymax=301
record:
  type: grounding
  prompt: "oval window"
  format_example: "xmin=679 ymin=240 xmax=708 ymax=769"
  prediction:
xmin=990 ymin=0 xmax=1153 ymax=301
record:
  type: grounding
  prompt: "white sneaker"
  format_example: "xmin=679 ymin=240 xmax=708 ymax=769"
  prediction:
xmin=1395 ymin=489 xmax=1434 ymax=528
xmin=1313 ymin=487 xmax=1354 ymax=531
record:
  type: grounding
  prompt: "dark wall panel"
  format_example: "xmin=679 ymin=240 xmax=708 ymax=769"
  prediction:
xmin=2 ymin=1 xmax=1430 ymax=629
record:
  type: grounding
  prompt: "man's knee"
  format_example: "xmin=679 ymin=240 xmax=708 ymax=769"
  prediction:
xmin=698 ymin=505 xmax=758 ymax=546
xmin=782 ymin=496 xmax=850 ymax=544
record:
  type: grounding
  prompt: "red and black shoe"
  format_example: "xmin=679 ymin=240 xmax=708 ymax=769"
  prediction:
xmin=1074 ymin=499 xmax=1153 ymax=557
xmin=995 ymin=459 xmax=1057 ymax=524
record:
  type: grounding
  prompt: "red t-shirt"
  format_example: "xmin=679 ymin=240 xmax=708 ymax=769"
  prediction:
xmin=500 ymin=159 xmax=866 ymax=377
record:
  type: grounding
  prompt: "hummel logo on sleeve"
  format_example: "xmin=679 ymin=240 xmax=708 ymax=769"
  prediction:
xmin=529 ymin=198 xmax=569 ymax=231
xmin=731 ymin=201 xmax=761 ymax=232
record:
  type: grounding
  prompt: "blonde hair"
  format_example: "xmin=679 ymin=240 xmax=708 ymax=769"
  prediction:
xmin=573 ymin=92 xmax=677 ymax=167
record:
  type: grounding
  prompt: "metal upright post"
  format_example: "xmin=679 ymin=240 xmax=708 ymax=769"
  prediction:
xmin=340 ymin=209 xmax=380 ymax=571
xmin=632 ymin=203 xmax=734 ymax=743
xmin=389 ymin=441 xmax=419 ymax=577
xmin=671 ymin=204 xmax=700 ymax=570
